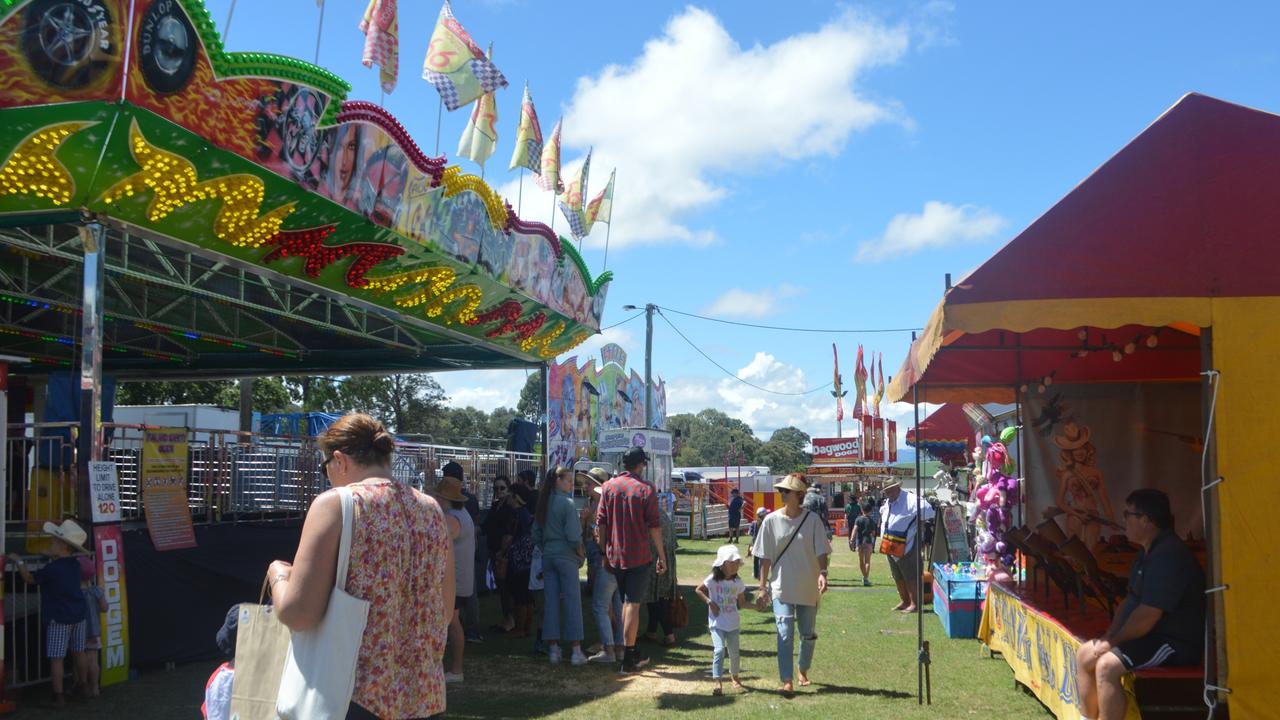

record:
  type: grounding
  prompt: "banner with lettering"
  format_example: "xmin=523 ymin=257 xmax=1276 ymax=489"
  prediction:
xmin=810 ymin=437 xmax=861 ymax=464
xmin=93 ymin=524 xmax=131 ymax=687
xmin=978 ymin=583 xmax=1139 ymax=720
xmin=141 ymin=428 xmax=196 ymax=550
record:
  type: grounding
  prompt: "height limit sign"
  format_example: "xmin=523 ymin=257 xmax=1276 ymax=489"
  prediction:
xmin=88 ymin=461 xmax=123 ymax=524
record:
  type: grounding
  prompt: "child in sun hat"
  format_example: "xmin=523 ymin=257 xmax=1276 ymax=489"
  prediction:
xmin=695 ymin=545 xmax=751 ymax=695
xmin=7 ymin=519 xmax=91 ymax=708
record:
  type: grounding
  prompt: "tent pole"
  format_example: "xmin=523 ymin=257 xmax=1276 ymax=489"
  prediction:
xmin=913 ymin=331 xmax=929 ymax=704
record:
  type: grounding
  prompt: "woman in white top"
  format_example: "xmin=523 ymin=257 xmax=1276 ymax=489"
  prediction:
xmin=751 ymin=474 xmax=831 ymax=697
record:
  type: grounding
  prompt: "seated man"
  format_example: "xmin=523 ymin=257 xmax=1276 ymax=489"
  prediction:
xmin=1075 ymin=489 xmax=1205 ymax=720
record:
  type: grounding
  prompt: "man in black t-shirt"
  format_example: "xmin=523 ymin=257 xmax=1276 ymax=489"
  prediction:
xmin=727 ymin=489 xmax=745 ymax=544
xmin=1075 ymin=489 xmax=1205 ymax=720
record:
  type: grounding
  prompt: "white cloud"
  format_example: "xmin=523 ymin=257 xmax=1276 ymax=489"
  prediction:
xmin=701 ymin=284 xmax=802 ymax=318
xmin=500 ymin=7 xmax=913 ymax=249
xmin=855 ymin=200 xmax=1007 ymax=263
xmin=665 ymin=352 xmax=944 ymax=444
xmin=435 ymin=369 xmax=531 ymax=413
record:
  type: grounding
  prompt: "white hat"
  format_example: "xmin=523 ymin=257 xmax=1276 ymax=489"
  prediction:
xmin=43 ymin=519 xmax=88 ymax=553
xmin=713 ymin=544 xmax=743 ymax=568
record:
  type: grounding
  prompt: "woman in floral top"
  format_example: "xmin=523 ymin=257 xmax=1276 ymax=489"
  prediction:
xmin=269 ymin=414 xmax=453 ymax=720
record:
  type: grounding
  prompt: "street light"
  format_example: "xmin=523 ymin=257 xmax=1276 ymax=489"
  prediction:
xmin=621 ymin=303 xmax=656 ymax=428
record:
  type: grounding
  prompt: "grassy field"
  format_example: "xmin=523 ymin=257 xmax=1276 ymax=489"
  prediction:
xmin=8 ymin=538 xmax=1049 ymax=719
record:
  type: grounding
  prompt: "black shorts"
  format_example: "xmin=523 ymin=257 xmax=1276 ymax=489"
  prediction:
xmin=728 ymin=517 xmax=741 ymax=530
xmin=454 ymin=595 xmax=466 ymax=611
xmin=614 ymin=563 xmax=652 ymax=604
xmin=1112 ymin=634 xmax=1198 ymax=670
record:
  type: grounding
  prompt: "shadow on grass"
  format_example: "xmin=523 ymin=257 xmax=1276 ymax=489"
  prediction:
xmin=810 ymin=681 xmax=914 ymax=699
xmin=653 ymin=692 xmax=736 ymax=711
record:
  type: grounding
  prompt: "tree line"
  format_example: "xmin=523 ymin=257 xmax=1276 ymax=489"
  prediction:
xmin=116 ymin=374 xmax=814 ymax=473
xmin=115 ymin=373 xmax=543 ymax=449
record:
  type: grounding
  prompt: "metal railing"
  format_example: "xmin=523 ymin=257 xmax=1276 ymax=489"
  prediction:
xmin=2 ymin=421 xmax=542 ymax=688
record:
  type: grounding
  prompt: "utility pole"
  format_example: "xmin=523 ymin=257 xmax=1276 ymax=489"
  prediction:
xmin=623 ymin=303 xmax=657 ymax=428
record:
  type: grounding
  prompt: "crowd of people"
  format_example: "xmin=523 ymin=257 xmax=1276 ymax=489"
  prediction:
xmin=184 ymin=411 xmax=1204 ymax=720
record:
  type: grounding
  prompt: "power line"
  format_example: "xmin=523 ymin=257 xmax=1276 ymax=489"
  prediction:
xmin=658 ymin=305 xmax=922 ymax=334
xmin=656 ymin=309 xmax=835 ymax=397
xmin=601 ymin=311 xmax=643 ymax=331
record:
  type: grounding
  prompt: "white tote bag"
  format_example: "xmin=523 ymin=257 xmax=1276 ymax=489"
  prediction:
xmin=277 ymin=486 xmax=371 ymax=719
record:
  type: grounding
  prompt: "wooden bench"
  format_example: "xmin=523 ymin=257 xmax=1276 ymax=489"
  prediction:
xmin=1133 ymin=667 xmax=1215 ymax=720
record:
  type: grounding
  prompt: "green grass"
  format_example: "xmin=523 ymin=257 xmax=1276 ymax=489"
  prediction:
xmin=9 ymin=539 xmax=1051 ymax=719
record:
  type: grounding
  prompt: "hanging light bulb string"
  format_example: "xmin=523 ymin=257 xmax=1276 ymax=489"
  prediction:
xmin=1021 ymin=326 xmax=1166 ymax=394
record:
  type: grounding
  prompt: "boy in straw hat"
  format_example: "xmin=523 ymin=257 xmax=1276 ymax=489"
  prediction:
xmin=8 ymin=520 xmax=92 ymax=707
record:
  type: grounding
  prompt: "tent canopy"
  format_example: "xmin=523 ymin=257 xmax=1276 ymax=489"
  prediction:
xmin=884 ymin=91 xmax=1280 ymax=718
xmin=905 ymin=403 xmax=976 ymax=462
xmin=889 ymin=93 xmax=1280 ymax=403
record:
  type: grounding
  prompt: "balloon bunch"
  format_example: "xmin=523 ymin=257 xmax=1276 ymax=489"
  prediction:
xmin=972 ymin=440 xmax=1020 ymax=583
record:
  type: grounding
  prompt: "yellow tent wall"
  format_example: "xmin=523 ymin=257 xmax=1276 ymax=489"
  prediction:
xmin=1210 ymin=297 xmax=1280 ymax=720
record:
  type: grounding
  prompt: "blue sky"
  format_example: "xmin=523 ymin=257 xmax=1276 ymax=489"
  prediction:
xmin=209 ymin=1 xmax=1280 ymax=440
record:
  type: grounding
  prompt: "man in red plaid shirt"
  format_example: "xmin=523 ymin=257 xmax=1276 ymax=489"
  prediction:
xmin=596 ymin=446 xmax=666 ymax=673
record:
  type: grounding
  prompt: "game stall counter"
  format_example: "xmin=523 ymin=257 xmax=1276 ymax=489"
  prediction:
xmin=931 ymin=562 xmax=989 ymax=639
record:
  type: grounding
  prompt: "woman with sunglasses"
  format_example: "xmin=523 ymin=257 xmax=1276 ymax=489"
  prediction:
xmin=482 ymin=476 xmax=516 ymax=633
xmin=751 ymin=474 xmax=831 ymax=698
xmin=267 ymin=413 xmax=453 ymax=719
xmin=532 ymin=467 xmax=589 ymax=665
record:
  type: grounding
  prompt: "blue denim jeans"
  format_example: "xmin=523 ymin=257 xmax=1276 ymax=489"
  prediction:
xmin=591 ymin=558 xmax=624 ymax=646
xmin=542 ymin=554 xmax=584 ymax=643
xmin=772 ymin=598 xmax=818 ymax=682
xmin=710 ymin=627 xmax=740 ymax=679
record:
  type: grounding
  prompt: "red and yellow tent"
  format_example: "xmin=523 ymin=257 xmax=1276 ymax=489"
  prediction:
xmin=888 ymin=92 xmax=1278 ymax=719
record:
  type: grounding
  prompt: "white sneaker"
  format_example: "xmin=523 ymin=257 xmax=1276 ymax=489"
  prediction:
xmin=570 ymin=648 xmax=589 ymax=666
xmin=548 ymin=646 xmax=562 ymax=664
xmin=444 ymin=672 xmax=464 ymax=684
xmin=587 ymin=649 xmax=614 ymax=664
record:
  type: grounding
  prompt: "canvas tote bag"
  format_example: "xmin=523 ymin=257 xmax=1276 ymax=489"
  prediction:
xmin=228 ymin=578 xmax=293 ymax=720
xmin=277 ymin=485 xmax=371 ymax=719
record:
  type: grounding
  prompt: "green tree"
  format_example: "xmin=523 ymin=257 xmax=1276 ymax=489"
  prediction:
xmin=117 ymin=378 xmax=293 ymax=412
xmin=757 ymin=425 xmax=811 ymax=475
xmin=339 ymin=374 xmax=448 ymax=434
xmin=516 ymin=370 xmax=543 ymax=422
xmin=283 ymin=376 xmax=343 ymax=412
xmin=116 ymin=380 xmax=228 ymax=406
xmin=667 ymin=409 xmax=761 ymax=466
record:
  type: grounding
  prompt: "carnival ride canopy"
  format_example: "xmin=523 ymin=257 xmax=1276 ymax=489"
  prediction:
xmin=886 ymin=91 xmax=1280 ymax=719
xmin=0 ymin=0 xmax=609 ymax=378
xmin=905 ymin=403 xmax=975 ymax=463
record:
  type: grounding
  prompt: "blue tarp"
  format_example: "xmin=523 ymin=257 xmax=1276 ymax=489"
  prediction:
xmin=258 ymin=412 xmax=342 ymax=438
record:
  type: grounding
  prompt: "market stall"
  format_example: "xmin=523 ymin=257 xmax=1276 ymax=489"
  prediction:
xmin=888 ymin=92 xmax=1280 ymax=719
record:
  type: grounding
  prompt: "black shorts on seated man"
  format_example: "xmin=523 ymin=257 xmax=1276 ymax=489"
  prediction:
xmin=1075 ymin=489 xmax=1205 ymax=720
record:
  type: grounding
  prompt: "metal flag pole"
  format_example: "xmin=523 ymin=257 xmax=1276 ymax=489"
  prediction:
xmin=550 ymin=191 xmax=557 ymax=232
xmin=314 ymin=0 xmax=326 ymax=65
xmin=602 ymin=172 xmax=616 ymax=273
xmin=517 ymin=168 xmax=524 ymax=215
xmin=223 ymin=0 xmax=238 ymax=43
xmin=434 ymin=98 xmax=444 ymax=154
xmin=602 ymin=220 xmax=613 ymax=273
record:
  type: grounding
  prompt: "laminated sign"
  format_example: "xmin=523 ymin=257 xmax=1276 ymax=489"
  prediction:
xmin=142 ymin=428 xmax=196 ymax=550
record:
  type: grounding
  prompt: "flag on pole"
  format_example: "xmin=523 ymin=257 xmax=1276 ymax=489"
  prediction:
xmin=873 ymin=352 xmax=885 ymax=416
xmin=508 ymin=84 xmax=543 ymax=173
xmin=536 ymin=118 xmax=563 ymax=193
xmin=831 ymin=343 xmax=847 ymax=424
xmin=584 ymin=169 xmax=614 ymax=228
xmin=359 ymin=0 xmax=399 ymax=94
xmin=457 ymin=89 xmax=498 ymax=166
xmin=853 ymin=345 xmax=868 ymax=417
xmin=558 ymin=149 xmax=592 ymax=238
xmin=422 ymin=0 xmax=508 ymax=111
